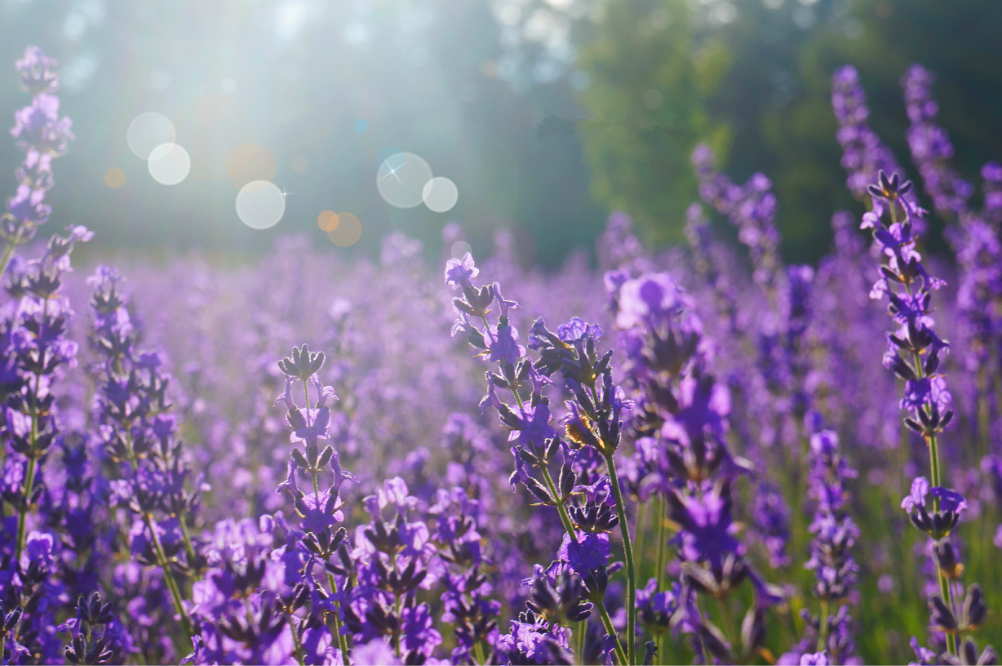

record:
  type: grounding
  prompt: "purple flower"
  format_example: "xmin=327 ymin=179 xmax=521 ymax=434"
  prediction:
xmin=668 ymin=482 xmax=743 ymax=568
xmin=485 ymin=323 xmax=525 ymax=364
xmin=401 ymin=604 xmax=443 ymax=657
xmin=557 ymin=317 xmax=603 ymax=343
xmin=800 ymin=652 xmax=829 ymax=666
xmin=900 ymin=376 xmax=952 ymax=414
xmin=557 ymin=532 xmax=610 ymax=576
xmin=615 ymin=273 xmax=691 ymax=330
xmin=24 ymin=531 xmax=57 ymax=568
xmin=902 ymin=477 xmax=930 ymax=513
xmin=511 ymin=403 xmax=556 ymax=450
xmin=444 ymin=252 xmax=478 ymax=290
xmin=930 ymin=487 xmax=967 ymax=514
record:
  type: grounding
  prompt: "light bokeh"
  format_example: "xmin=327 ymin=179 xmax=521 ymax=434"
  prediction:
xmin=147 ymin=143 xmax=191 ymax=185
xmin=422 ymin=176 xmax=458 ymax=213
xmin=317 ymin=210 xmax=339 ymax=232
xmin=127 ymin=112 xmax=176 ymax=160
xmin=227 ymin=144 xmax=277 ymax=190
xmin=236 ymin=180 xmax=286 ymax=229
xmin=104 ymin=167 xmax=126 ymax=189
xmin=376 ymin=152 xmax=432 ymax=209
xmin=327 ymin=212 xmax=361 ymax=246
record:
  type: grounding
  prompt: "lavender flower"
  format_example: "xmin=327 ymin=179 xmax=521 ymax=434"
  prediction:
xmin=860 ymin=169 xmax=990 ymax=658
xmin=2 ymin=47 xmax=73 ymax=257
xmin=691 ymin=145 xmax=782 ymax=289
xmin=831 ymin=66 xmax=914 ymax=207
xmin=901 ymin=65 xmax=973 ymax=218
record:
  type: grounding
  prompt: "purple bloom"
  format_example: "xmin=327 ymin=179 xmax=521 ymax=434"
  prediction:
xmin=444 ymin=252 xmax=478 ymax=290
xmin=668 ymin=482 xmax=743 ymax=568
xmin=557 ymin=317 xmax=603 ymax=343
xmin=930 ymin=487 xmax=967 ymax=514
xmin=557 ymin=532 xmax=610 ymax=576
xmin=511 ymin=403 xmax=556 ymax=450
xmin=485 ymin=323 xmax=525 ymax=364
xmin=800 ymin=652 xmax=829 ymax=666
xmin=902 ymin=477 xmax=930 ymax=513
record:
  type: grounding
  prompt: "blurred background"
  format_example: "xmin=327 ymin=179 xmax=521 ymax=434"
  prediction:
xmin=1 ymin=0 xmax=1001 ymax=266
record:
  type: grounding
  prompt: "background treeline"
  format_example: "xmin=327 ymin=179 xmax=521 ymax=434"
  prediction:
xmin=0 ymin=0 xmax=1000 ymax=265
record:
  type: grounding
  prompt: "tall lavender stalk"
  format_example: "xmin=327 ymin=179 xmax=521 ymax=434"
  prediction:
xmin=780 ymin=428 xmax=859 ymax=665
xmin=1 ymin=47 xmax=74 ymax=277
xmin=273 ymin=344 xmax=353 ymax=665
xmin=3 ymin=227 xmax=91 ymax=560
xmin=691 ymin=145 xmax=782 ymax=292
xmin=862 ymin=171 xmax=991 ymax=659
xmin=831 ymin=66 xmax=915 ymax=209
xmin=89 ymin=266 xmax=201 ymax=643
xmin=900 ymin=65 xmax=1002 ymax=455
xmin=445 ymin=252 xmax=638 ymax=664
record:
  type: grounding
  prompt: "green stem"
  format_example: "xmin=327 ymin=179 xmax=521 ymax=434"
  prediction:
xmin=179 ymin=517 xmax=199 ymax=577
xmin=288 ymin=611 xmax=305 ymax=666
xmin=15 ymin=365 xmax=43 ymax=562
xmin=715 ymin=596 xmax=735 ymax=646
xmin=655 ymin=495 xmax=667 ymax=592
xmin=537 ymin=461 xmax=631 ymax=665
xmin=928 ymin=433 xmax=957 ymax=657
xmin=393 ymin=588 xmax=403 ymax=657
xmin=14 ymin=454 xmax=38 ymax=561
xmin=539 ymin=465 xmax=577 ymax=538
xmin=144 ymin=512 xmax=193 ymax=643
xmin=308 ymin=454 xmax=351 ymax=666
xmin=576 ymin=620 xmax=587 ymax=664
xmin=597 ymin=599 xmax=629 ymax=666
xmin=816 ymin=599 xmax=829 ymax=653
xmin=633 ymin=500 xmax=646 ymax=578
xmin=604 ymin=452 xmax=637 ymax=666
xmin=0 ymin=238 xmax=17 ymax=280
xmin=473 ymin=640 xmax=487 ymax=666
xmin=327 ymin=571 xmax=351 ymax=665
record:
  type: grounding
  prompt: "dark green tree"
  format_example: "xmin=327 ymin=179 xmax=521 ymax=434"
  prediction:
xmin=577 ymin=0 xmax=731 ymax=247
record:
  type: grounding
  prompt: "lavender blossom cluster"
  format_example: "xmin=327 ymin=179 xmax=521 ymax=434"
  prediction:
xmin=0 ymin=46 xmax=1001 ymax=666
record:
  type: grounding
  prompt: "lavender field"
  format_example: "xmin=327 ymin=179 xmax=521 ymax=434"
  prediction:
xmin=1 ymin=8 xmax=1001 ymax=666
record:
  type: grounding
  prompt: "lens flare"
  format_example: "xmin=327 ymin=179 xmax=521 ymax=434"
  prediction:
xmin=318 ymin=210 xmax=339 ymax=232
xmin=104 ymin=167 xmax=126 ymax=189
xmin=226 ymin=144 xmax=277 ymax=189
xmin=127 ymin=112 xmax=176 ymax=160
xmin=376 ymin=152 xmax=432 ymax=209
xmin=422 ymin=176 xmax=459 ymax=213
xmin=328 ymin=212 xmax=362 ymax=246
xmin=236 ymin=180 xmax=285 ymax=229
xmin=147 ymin=143 xmax=191 ymax=185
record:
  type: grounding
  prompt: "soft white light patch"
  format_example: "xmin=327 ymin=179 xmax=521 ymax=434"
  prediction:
xmin=236 ymin=180 xmax=285 ymax=229
xmin=147 ymin=143 xmax=191 ymax=185
xmin=422 ymin=177 xmax=459 ymax=213
xmin=376 ymin=152 xmax=433 ymax=209
xmin=128 ymin=113 xmax=177 ymax=160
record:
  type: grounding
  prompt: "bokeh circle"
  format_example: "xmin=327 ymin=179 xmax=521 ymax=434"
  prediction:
xmin=318 ymin=210 xmax=339 ymax=232
xmin=104 ymin=167 xmax=126 ymax=189
xmin=236 ymin=180 xmax=285 ymax=229
xmin=127 ymin=112 xmax=176 ymax=160
xmin=327 ymin=212 xmax=362 ymax=247
xmin=422 ymin=176 xmax=459 ymax=213
xmin=147 ymin=143 xmax=191 ymax=185
xmin=376 ymin=152 xmax=433 ymax=209
xmin=226 ymin=144 xmax=277 ymax=189
xmin=450 ymin=241 xmax=472 ymax=259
